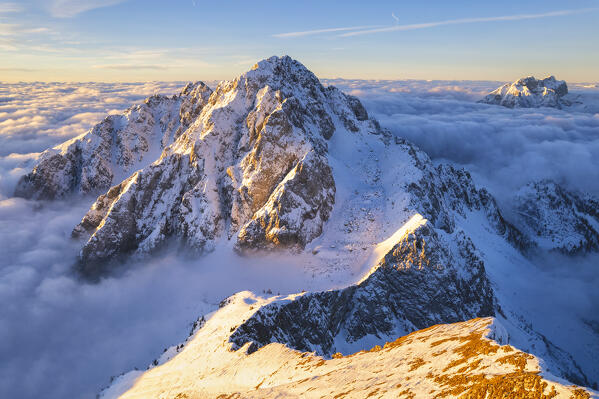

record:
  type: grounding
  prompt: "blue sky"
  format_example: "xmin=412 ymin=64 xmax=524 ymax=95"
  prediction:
xmin=1 ymin=0 xmax=598 ymax=82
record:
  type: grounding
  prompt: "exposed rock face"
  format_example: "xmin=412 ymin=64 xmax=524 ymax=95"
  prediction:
xmin=14 ymin=82 xmax=213 ymax=200
xmin=236 ymin=150 xmax=335 ymax=251
xmin=513 ymin=180 xmax=599 ymax=254
xmin=398 ymin=141 xmax=531 ymax=250
xmin=71 ymin=56 xmax=381 ymax=274
xmin=71 ymin=153 xmax=212 ymax=275
xmin=230 ymin=221 xmax=495 ymax=356
xmin=480 ymin=76 xmax=569 ymax=109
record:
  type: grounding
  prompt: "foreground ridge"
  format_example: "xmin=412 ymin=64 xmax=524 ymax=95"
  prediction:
xmin=102 ymin=309 xmax=592 ymax=399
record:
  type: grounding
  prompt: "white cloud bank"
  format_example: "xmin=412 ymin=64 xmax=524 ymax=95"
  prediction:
xmin=0 ymin=195 xmax=323 ymax=398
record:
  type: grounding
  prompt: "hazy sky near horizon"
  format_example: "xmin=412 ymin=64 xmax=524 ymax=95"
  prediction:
xmin=1 ymin=0 xmax=598 ymax=82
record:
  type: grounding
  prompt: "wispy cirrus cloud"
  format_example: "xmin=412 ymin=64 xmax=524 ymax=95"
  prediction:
xmin=273 ymin=8 xmax=598 ymax=39
xmin=273 ymin=25 xmax=384 ymax=38
xmin=45 ymin=0 xmax=129 ymax=18
xmin=340 ymin=8 xmax=599 ymax=37
xmin=0 ymin=2 xmax=23 ymax=14
xmin=92 ymin=64 xmax=169 ymax=70
xmin=0 ymin=21 xmax=50 ymax=42
xmin=0 ymin=67 xmax=38 ymax=72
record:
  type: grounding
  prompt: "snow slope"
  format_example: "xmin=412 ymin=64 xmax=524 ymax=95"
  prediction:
xmin=102 ymin=299 xmax=593 ymax=399
xmin=513 ymin=180 xmax=599 ymax=253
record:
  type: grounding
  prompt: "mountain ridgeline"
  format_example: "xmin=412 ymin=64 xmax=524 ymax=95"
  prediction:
xmin=14 ymin=57 xmax=598 ymax=395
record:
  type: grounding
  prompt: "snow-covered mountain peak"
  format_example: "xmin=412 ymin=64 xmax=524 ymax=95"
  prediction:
xmin=516 ymin=75 xmax=568 ymax=96
xmin=245 ymin=55 xmax=322 ymax=92
xmin=480 ymin=75 xmax=569 ymax=108
xmin=12 ymin=56 xmax=534 ymax=277
xmin=69 ymin=56 xmax=386 ymax=273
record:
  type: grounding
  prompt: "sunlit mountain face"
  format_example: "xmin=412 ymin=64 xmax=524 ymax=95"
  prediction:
xmin=1 ymin=1 xmax=599 ymax=398
xmin=1 ymin=55 xmax=598 ymax=399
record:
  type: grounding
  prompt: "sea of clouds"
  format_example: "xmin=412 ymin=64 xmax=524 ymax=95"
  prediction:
xmin=325 ymin=78 xmax=599 ymax=205
xmin=0 ymin=79 xmax=598 ymax=398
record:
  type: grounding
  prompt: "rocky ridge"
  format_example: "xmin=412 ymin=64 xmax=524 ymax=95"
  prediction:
xmin=513 ymin=180 xmax=599 ymax=254
xmin=480 ymin=75 xmax=569 ymax=109
xmin=229 ymin=220 xmax=496 ymax=356
xmin=14 ymin=82 xmax=212 ymax=200
xmin=100 ymin=297 xmax=592 ymax=399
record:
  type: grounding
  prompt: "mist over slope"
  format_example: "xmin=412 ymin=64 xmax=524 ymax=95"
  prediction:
xmin=0 ymin=77 xmax=598 ymax=398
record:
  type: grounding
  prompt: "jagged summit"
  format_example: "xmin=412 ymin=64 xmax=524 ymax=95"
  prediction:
xmin=68 ymin=56 xmax=382 ymax=274
xmin=480 ymin=75 xmax=569 ymax=108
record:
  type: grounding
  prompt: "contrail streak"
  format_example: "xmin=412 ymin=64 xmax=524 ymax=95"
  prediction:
xmin=339 ymin=8 xmax=598 ymax=37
